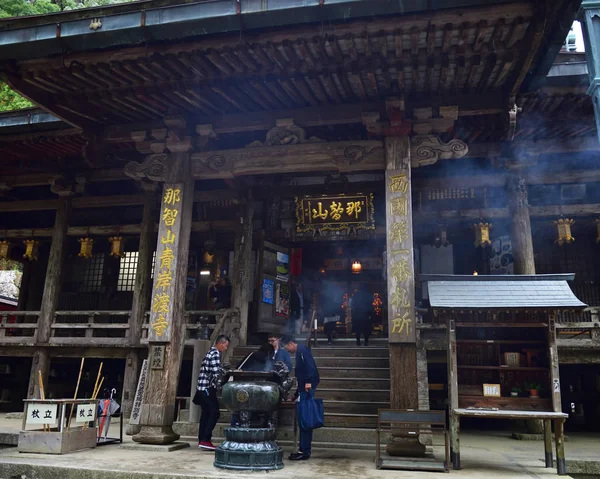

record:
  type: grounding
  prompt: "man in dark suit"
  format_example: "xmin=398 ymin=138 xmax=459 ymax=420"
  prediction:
xmin=280 ymin=334 xmax=320 ymax=461
xmin=268 ymin=333 xmax=293 ymax=372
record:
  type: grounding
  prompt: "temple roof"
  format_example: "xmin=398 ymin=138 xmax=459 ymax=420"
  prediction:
xmin=422 ymin=274 xmax=588 ymax=310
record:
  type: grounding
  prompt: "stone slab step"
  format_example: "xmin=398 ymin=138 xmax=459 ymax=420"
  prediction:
xmin=229 ymin=356 xmax=389 ymax=368
xmin=318 ymin=367 xmax=390 ymax=378
xmin=322 ymin=400 xmax=389 ymax=414
xmin=215 ymin=410 xmax=378 ymax=428
xmin=318 ymin=388 xmax=389 ymax=402
xmin=174 ymin=422 xmax=389 ymax=446
xmin=319 ymin=377 xmax=390 ymax=389
xmin=233 ymin=346 xmax=389 ymax=358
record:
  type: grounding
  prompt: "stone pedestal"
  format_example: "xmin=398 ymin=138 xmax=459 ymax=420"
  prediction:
xmin=215 ymin=427 xmax=284 ymax=470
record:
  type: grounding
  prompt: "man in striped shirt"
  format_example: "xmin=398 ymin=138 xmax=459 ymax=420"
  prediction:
xmin=196 ymin=334 xmax=230 ymax=451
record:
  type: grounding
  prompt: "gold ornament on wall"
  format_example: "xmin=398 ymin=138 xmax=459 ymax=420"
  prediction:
xmin=0 ymin=240 xmax=9 ymax=260
xmin=473 ymin=222 xmax=492 ymax=247
xmin=554 ymin=218 xmax=575 ymax=246
xmin=23 ymin=239 xmax=40 ymax=261
xmin=78 ymin=237 xmax=94 ymax=259
xmin=108 ymin=236 xmax=125 ymax=258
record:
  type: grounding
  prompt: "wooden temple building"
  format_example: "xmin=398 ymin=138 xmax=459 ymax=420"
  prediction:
xmin=0 ymin=0 xmax=599 ymax=455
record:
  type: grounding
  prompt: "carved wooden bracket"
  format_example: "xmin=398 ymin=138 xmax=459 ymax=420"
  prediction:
xmin=49 ymin=175 xmax=81 ymax=197
xmin=124 ymin=153 xmax=170 ymax=182
xmin=410 ymin=135 xmax=469 ymax=167
xmin=246 ymin=118 xmax=325 ymax=147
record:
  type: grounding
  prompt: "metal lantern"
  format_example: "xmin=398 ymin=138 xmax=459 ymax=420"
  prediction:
xmin=23 ymin=239 xmax=40 ymax=261
xmin=433 ymin=225 xmax=451 ymax=248
xmin=554 ymin=218 xmax=575 ymax=246
xmin=351 ymin=261 xmax=362 ymax=274
xmin=108 ymin=236 xmax=125 ymax=258
xmin=78 ymin=237 xmax=94 ymax=259
xmin=0 ymin=240 xmax=9 ymax=260
xmin=596 ymin=219 xmax=600 ymax=244
xmin=473 ymin=222 xmax=492 ymax=247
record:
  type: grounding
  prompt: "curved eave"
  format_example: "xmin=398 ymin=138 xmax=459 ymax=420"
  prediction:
xmin=0 ymin=0 xmax=522 ymax=61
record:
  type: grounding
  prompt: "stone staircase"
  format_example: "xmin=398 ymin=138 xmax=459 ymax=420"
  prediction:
xmin=225 ymin=338 xmax=390 ymax=449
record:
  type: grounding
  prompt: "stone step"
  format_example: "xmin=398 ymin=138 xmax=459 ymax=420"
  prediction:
xmin=233 ymin=346 xmax=389 ymax=358
xmin=318 ymin=388 xmax=389 ymax=402
xmin=318 ymin=367 xmax=390 ymax=378
xmin=319 ymin=377 xmax=390 ymax=390
xmin=322 ymin=400 xmax=389 ymax=414
xmin=174 ymin=422 xmax=389 ymax=447
xmin=230 ymin=355 xmax=389 ymax=368
xmin=215 ymin=410 xmax=378 ymax=428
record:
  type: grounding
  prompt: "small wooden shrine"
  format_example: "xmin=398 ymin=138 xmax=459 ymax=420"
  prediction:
xmin=421 ymin=274 xmax=587 ymax=475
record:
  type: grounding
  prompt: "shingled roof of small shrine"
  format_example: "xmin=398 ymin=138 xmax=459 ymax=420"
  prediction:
xmin=421 ymin=274 xmax=587 ymax=310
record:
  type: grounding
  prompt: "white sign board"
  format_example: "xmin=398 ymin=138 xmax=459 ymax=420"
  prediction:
xmin=129 ymin=359 xmax=148 ymax=426
xmin=26 ymin=403 xmax=58 ymax=425
xmin=76 ymin=403 xmax=97 ymax=423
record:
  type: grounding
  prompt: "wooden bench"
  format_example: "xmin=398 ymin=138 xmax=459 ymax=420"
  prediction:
xmin=376 ymin=409 xmax=449 ymax=473
xmin=451 ymin=409 xmax=568 ymax=475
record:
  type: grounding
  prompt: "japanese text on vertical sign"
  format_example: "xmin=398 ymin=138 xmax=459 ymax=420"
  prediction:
xmin=151 ymin=187 xmax=182 ymax=337
xmin=388 ymin=173 xmax=413 ymax=340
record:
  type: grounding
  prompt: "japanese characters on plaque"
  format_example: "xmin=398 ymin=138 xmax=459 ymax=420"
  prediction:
xmin=386 ymin=169 xmax=416 ymax=343
xmin=149 ymin=185 xmax=183 ymax=342
xmin=76 ymin=403 xmax=97 ymax=423
xmin=26 ymin=403 xmax=58 ymax=425
xmin=295 ymin=194 xmax=375 ymax=233
xmin=150 ymin=344 xmax=165 ymax=370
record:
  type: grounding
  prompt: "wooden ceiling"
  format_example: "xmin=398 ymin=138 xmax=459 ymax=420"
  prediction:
xmin=3 ymin=3 xmax=539 ymax=129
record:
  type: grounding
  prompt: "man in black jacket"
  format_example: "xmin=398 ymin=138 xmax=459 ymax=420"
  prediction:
xmin=280 ymin=334 xmax=320 ymax=461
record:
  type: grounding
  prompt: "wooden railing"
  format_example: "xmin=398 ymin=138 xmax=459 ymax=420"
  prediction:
xmin=0 ymin=308 xmax=241 ymax=348
xmin=0 ymin=311 xmax=39 ymax=344
xmin=50 ymin=310 xmax=131 ymax=346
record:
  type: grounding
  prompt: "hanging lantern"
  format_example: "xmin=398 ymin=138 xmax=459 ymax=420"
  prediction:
xmin=433 ymin=225 xmax=451 ymax=248
xmin=23 ymin=239 xmax=40 ymax=261
xmin=473 ymin=222 xmax=492 ymax=247
xmin=554 ymin=218 xmax=575 ymax=246
xmin=78 ymin=237 xmax=94 ymax=259
xmin=351 ymin=261 xmax=362 ymax=274
xmin=596 ymin=219 xmax=600 ymax=244
xmin=108 ymin=236 xmax=125 ymax=258
xmin=319 ymin=267 xmax=326 ymax=275
xmin=0 ymin=240 xmax=9 ymax=260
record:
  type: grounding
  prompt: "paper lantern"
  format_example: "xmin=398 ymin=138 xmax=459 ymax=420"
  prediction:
xmin=108 ymin=236 xmax=125 ymax=258
xmin=23 ymin=239 xmax=40 ymax=261
xmin=554 ymin=218 xmax=575 ymax=246
xmin=0 ymin=240 xmax=9 ymax=260
xmin=473 ymin=222 xmax=492 ymax=247
xmin=351 ymin=261 xmax=362 ymax=274
xmin=78 ymin=237 xmax=94 ymax=259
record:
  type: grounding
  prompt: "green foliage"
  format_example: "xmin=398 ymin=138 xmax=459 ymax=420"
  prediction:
xmin=0 ymin=0 xmax=133 ymax=112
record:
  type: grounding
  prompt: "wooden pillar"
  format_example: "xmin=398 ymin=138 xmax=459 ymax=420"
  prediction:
xmin=231 ymin=191 xmax=254 ymax=347
xmin=37 ymin=197 xmax=70 ymax=344
xmin=543 ymin=419 xmax=553 ymax=467
xmin=555 ymin=418 xmax=566 ymax=475
xmin=508 ymin=175 xmax=535 ymax=275
xmin=384 ymin=136 xmax=424 ymax=457
xmin=133 ymin=149 xmax=194 ymax=445
xmin=447 ymin=313 xmax=461 ymax=469
xmin=27 ymin=197 xmax=70 ymax=399
xmin=123 ymin=185 xmax=156 ymax=432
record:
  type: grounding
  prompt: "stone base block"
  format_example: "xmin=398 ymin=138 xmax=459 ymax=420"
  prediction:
xmin=386 ymin=437 xmax=427 ymax=458
xmin=121 ymin=441 xmax=190 ymax=452
xmin=133 ymin=425 xmax=180 ymax=445
xmin=18 ymin=427 xmax=97 ymax=454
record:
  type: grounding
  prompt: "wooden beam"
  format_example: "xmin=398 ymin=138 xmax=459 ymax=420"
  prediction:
xmin=414 ymin=204 xmax=600 ymax=223
xmin=2 ymin=220 xmax=236 ymax=238
xmin=0 ymin=71 xmax=100 ymax=130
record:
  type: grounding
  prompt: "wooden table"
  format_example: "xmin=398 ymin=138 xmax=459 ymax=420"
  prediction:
xmin=451 ymin=408 xmax=569 ymax=475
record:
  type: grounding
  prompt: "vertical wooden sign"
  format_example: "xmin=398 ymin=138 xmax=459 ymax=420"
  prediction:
xmin=385 ymin=138 xmax=416 ymax=343
xmin=148 ymin=184 xmax=184 ymax=343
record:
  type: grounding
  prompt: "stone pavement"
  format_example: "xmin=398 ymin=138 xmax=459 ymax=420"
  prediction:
xmin=1 ymin=414 xmax=599 ymax=478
